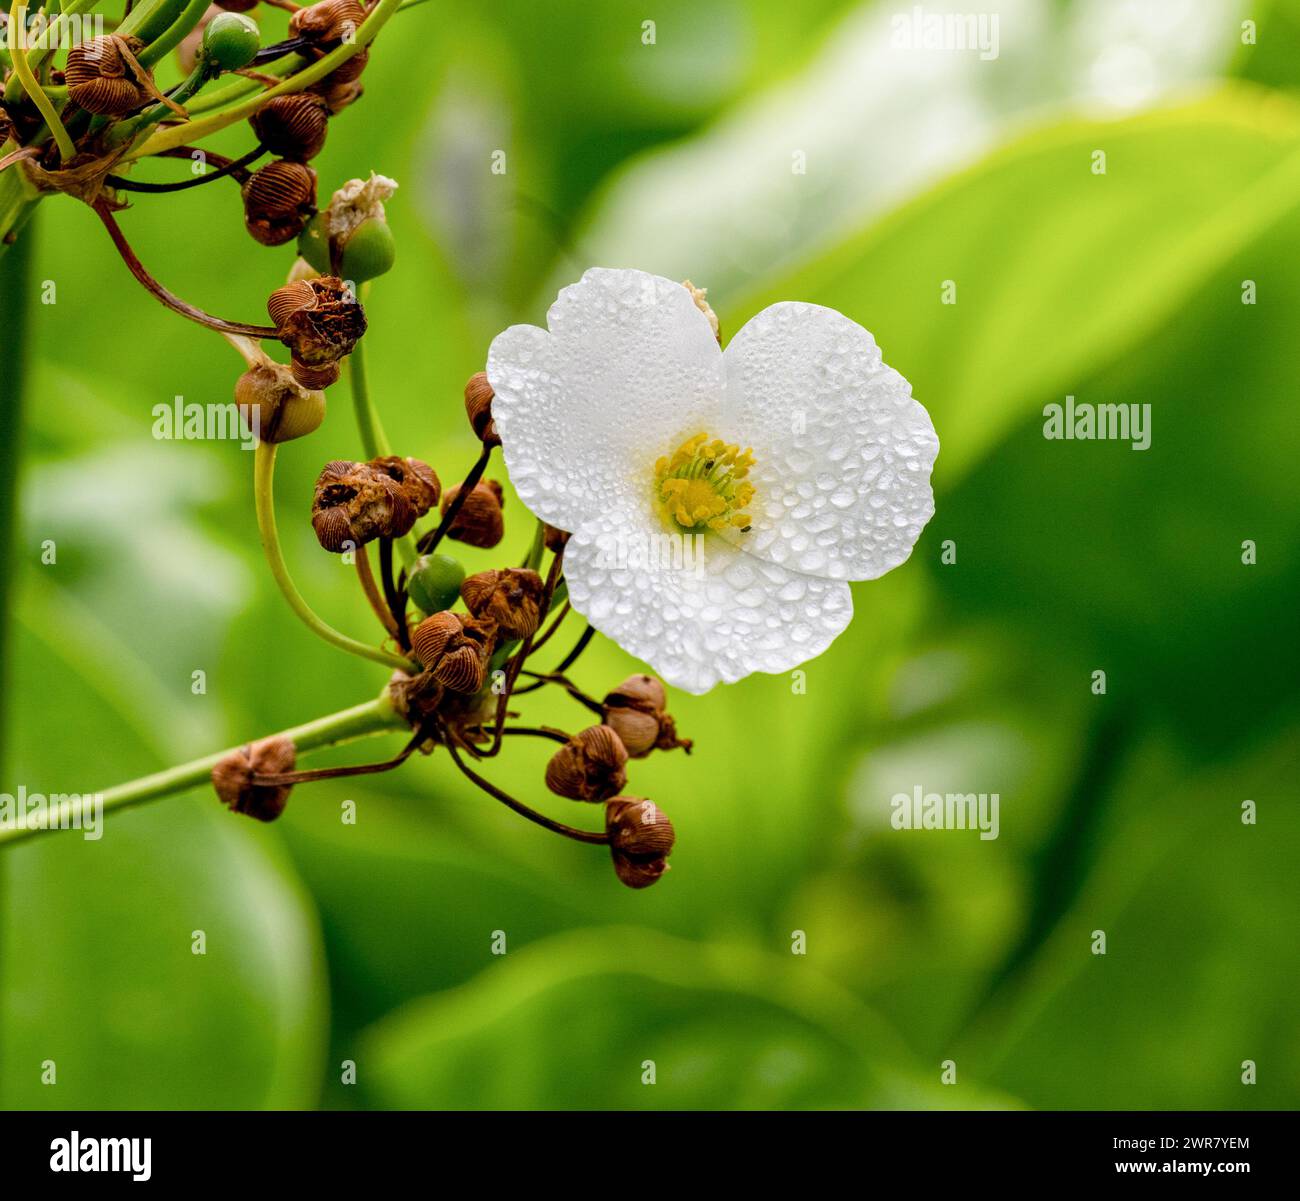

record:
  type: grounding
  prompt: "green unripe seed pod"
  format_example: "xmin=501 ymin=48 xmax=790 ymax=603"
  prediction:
xmin=340 ymin=218 xmax=396 ymax=283
xmin=407 ymin=554 xmax=465 ymax=617
xmin=202 ymin=13 xmax=261 ymax=73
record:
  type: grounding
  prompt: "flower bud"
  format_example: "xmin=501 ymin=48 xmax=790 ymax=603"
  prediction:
xmin=268 ymin=275 xmax=366 ymax=369
xmin=545 ymin=725 xmax=628 ymax=802
xmin=459 ymin=568 xmax=544 ymax=641
xmin=234 ymin=361 xmax=325 ymax=443
xmin=243 ymin=160 xmax=317 ymax=246
xmin=463 ymin=371 xmax=499 ymax=446
xmin=310 ymin=459 xmax=415 ymax=552
xmin=407 ymin=553 xmax=465 ymax=616
xmin=601 ymin=673 xmax=691 ymax=758
xmin=605 ymin=797 xmax=674 ymax=888
xmin=201 ymin=11 xmax=261 ymax=72
xmin=440 ymin=479 xmax=504 ymax=549
xmin=410 ymin=611 xmax=495 ymax=693
xmin=251 ymin=93 xmax=330 ymax=162
xmin=211 ymin=736 xmax=296 ymax=822
xmin=66 ymin=35 xmax=152 ymax=116
xmin=369 ymin=455 xmax=441 ymax=518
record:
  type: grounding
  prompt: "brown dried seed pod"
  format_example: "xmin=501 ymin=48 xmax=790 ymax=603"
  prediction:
xmin=268 ymin=274 xmax=367 ymax=367
xmin=439 ymin=479 xmax=505 ymax=549
xmin=214 ymin=0 xmax=258 ymax=11
xmin=310 ymin=459 xmax=414 ymax=551
xmin=290 ymin=0 xmax=367 ymax=43
xmin=369 ymin=456 xmax=441 ymax=518
xmin=310 ymin=77 xmax=364 ymax=115
xmin=234 ymin=362 xmax=326 ymax=443
xmin=65 ymin=35 xmax=150 ymax=116
xmin=410 ymin=611 xmax=494 ymax=693
xmin=545 ymin=725 xmax=629 ymax=802
xmin=463 ymin=371 xmax=499 ymax=446
xmin=459 ymin=567 xmax=545 ymax=641
xmin=291 ymin=359 xmax=341 ymax=390
xmin=243 ymin=160 xmax=318 ymax=246
xmin=211 ymin=736 xmax=297 ymax=822
xmin=322 ymin=45 xmax=369 ymax=86
xmin=601 ymin=672 xmax=691 ymax=757
xmin=250 ymin=93 xmax=330 ymax=162
xmin=605 ymin=797 xmax=675 ymax=889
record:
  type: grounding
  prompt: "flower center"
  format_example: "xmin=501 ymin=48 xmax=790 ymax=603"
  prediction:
xmin=654 ymin=433 xmax=755 ymax=533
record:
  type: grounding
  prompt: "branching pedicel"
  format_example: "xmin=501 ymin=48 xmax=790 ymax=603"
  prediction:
xmin=0 ymin=2 xmax=940 ymax=886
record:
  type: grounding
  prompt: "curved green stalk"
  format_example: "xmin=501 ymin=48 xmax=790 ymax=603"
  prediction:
xmin=254 ymin=441 xmax=413 ymax=672
xmin=0 ymin=693 xmax=407 ymax=848
xmin=136 ymin=0 xmax=209 ymax=68
xmin=7 ymin=1 xmax=75 ymax=161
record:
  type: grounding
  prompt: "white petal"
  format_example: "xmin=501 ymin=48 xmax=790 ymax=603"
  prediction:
xmin=486 ymin=268 xmax=725 ymax=533
xmin=562 ymin=514 xmax=854 ymax=695
xmin=720 ymin=302 xmax=938 ymax=581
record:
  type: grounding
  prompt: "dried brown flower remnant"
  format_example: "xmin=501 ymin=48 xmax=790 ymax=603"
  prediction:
xmin=601 ymin=673 xmax=692 ymax=758
xmin=463 ymin=371 xmax=499 ymax=446
xmin=268 ymin=275 xmax=367 ymax=376
xmin=545 ymin=725 xmax=629 ymax=802
xmin=440 ymin=480 xmax=504 ymax=549
xmin=310 ymin=459 xmax=414 ymax=551
xmin=234 ymin=361 xmax=325 ymax=443
xmin=460 ymin=568 xmax=545 ymax=641
xmin=211 ymin=736 xmax=297 ymax=821
xmin=410 ymin=611 xmax=495 ymax=693
xmin=605 ymin=797 xmax=675 ymax=888
xmin=370 ymin=456 xmax=441 ymax=519
xmin=251 ymin=94 xmax=331 ymax=162
xmin=311 ymin=77 xmax=364 ymax=115
xmin=243 ymin=160 xmax=318 ymax=246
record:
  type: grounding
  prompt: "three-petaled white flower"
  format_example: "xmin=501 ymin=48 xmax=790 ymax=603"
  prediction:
xmin=487 ymin=268 xmax=939 ymax=694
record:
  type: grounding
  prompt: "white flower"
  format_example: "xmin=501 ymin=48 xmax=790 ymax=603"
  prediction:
xmin=487 ymin=268 xmax=939 ymax=694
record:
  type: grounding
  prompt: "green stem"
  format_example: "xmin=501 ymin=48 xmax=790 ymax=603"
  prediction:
xmin=7 ymin=1 xmax=75 ymax=161
xmin=136 ymin=0 xmax=208 ymax=67
xmin=0 ymin=163 xmax=40 ymax=250
xmin=254 ymin=441 xmax=413 ymax=672
xmin=0 ymin=694 xmax=407 ymax=847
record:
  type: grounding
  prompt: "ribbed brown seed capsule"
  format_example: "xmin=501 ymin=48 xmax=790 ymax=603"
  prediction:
xmin=439 ymin=479 xmax=504 ymax=549
xmin=291 ymin=360 xmax=340 ymax=389
xmin=251 ymin=94 xmax=330 ymax=162
xmin=267 ymin=275 xmax=366 ymax=367
xmin=211 ymin=736 xmax=297 ymax=822
xmin=234 ymin=362 xmax=325 ymax=443
xmin=290 ymin=0 xmax=368 ymax=43
xmin=605 ymin=797 xmax=675 ymax=888
xmin=65 ymin=35 xmax=151 ymax=116
xmin=601 ymin=673 xmax=692 ymax=758
xmin=369 ymin=455 xmax=441 ymax=518
xmin=545 ymin=725 xmax=629 ymax=802
xmin=459 ymin=567 xmax=544 ymax=641
xmin=463 ymin=371 xmax=499 ymax=446
xmin=243 ymin=160 xmax=318 ymax=246
xmin=310 ymin=459 xmax=415 ymax=551
xmin=410 ymin=611 xmax=495 ymax=693
xmin=214 ymin=0 xmax=259 ymax=10
xmin=310 ymin=77 xmax=364 ymax=115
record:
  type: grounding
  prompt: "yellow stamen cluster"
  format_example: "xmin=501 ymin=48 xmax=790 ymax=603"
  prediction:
xmin=654 ymin=433 xmax=755 ymax=532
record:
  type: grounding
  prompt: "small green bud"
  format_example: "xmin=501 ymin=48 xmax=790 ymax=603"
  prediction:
xmin=202 ymin=13 xmax=261 ymax=73
xmin=340 ymin=218 xmax=396 ymax=282
xmin=407 ymin=554 xmax=465 ymax=617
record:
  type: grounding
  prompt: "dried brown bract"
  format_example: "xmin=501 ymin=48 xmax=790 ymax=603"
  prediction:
xmin=410 ymin=611 xmax=496 ymax=693
xmin=211 ymin=736 xmax=297 ymax=822
xmin=369 ymin=455 xmax=441 ymax=518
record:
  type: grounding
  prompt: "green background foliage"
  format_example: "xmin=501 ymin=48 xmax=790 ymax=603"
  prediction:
xmin=1 ymin=0 xmax=1297 ymax=1109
